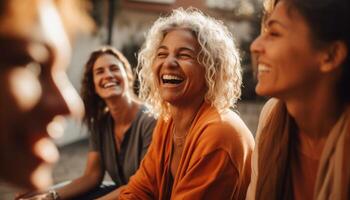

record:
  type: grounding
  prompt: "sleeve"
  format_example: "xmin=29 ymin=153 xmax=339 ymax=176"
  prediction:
xmin=245 ymin=98 xmax=278 ymax=200
xmin=245 ymin=143 xmax=258 ymax=200
xmin=173 ymin=149 xmax=239 ymax=200
xmin=140 ymin=114 xmax=157 ymax=159
xmin=88 ymin=128 xmax=99 ymax=152
xmin=119 ymin=122 xmax=160 ymax=200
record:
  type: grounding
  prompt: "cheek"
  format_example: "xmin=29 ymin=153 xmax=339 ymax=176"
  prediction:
xmin=92 ymin=75 xmax=100 ymax=89
xmin=151 ymin=62 xmax=158 ymax=74
xmin=193 ymin=65 xmax=206 ymax=84
xmin=119 ymin=70 xmax=129 ymax=84
xmin=151 ymin=64 xmax=160 ymax=82
xmin=8 ymin=68 xmax=42 ymax=112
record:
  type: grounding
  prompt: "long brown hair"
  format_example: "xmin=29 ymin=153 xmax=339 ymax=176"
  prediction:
xmin=81 ymin=46 xmax=134 ymax=132
xmin=256 ymin=100 xmax=296 ymax=199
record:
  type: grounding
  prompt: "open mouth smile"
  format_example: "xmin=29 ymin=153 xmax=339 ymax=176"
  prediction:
xmin=161 ymin=74 xmax=184 ymax=85
xmin=258 ymin=64 xmax=271 ymax=73
xmin=102 ymin=81 xmax=120 ymax=88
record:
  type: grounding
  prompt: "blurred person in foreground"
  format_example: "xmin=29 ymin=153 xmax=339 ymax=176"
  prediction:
xmin=119 ymin=8 xmax=255 ymax=200
xmin=0 ymin=0 xmax=92 ymax=193
xmin=247 ymin=0 xmax=350 ymax=199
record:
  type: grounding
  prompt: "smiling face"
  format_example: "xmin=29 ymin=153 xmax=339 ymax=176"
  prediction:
xmin=152 ymin=28 xmax=207 ymax=106
xmin=251 ymin=1 xmax=326 ymax=100
xmin=0 ymin=0 xmax=84 ymax=190
xmin=93 ymin=54 xmax=129 ymax=100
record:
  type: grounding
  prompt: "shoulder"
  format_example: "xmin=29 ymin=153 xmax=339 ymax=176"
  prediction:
xmin=137 ymin=106 xmax=157 ymax=124
xmin=134 ymin=106 xmax=157 ymax=132
xmin=198 ymin=107 xmax=253 ymax=145
xmin=255 ymin=98 xmax=279 ymax=141
xmin=193 ymin=107 xmax=254 ymax=161
xmin=90 ymin=114 xmax=113 ymax=137
xmin=259 ymin=98 xmax=278 ymax=121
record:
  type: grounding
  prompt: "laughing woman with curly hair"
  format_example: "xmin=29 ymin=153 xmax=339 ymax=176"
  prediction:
xmin=118 ymin=8 xmax=255 ymax=200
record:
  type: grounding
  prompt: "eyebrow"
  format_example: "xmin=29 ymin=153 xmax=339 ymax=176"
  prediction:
xmin=266 ymin=19 xmax=287 ymax=29
xmin=157 ymin=45 xmax=196 ymax=53
xmin=94 ymin=63 xmax=120 ymax=71
xmin=93 ymin=66 xmax=103 ymax=72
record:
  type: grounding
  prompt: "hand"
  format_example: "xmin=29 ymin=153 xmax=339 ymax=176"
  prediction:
xmin=17 ymin=193 xmax=50 ymax=200
xmin=15 ymin=191 xmax=43 ymax=200
xmin=15 ymin=190 xmax=59 ymax=200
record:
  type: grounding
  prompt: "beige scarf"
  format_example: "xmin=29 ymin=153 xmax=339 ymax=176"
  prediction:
xmin=314 ymin=106 xmax=350 ymax=199
xmin=253 ymin=99 xmax=350 ymax=200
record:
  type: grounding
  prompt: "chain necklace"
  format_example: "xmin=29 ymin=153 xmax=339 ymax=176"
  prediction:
xmin=173 ymin=126 xmax=189 ymax=147
xmin=172 ymin=107 xmax=200 ymax=147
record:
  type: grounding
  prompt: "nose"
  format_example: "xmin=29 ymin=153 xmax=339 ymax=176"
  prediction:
xmin=46 ymin=72 xmax=84 ymax=120
xmin=163 ymin=55 xmax=178 ymax=68
xmin=105 ymin=68 xmax=114 ymax=77
xmin=250 ymin=34 xmax=264 ymax=55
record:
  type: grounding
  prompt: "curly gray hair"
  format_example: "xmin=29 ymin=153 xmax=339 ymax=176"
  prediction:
xmin=138 ymin=7 xmax=242 ymax=119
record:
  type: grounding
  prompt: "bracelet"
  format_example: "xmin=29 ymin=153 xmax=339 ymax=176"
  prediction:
xmin=48 ymin=189 xmax=60 ymax=200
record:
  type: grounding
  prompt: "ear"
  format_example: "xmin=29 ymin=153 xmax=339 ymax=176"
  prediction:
xmin=320 ymin=41 xmax=348 ymax=73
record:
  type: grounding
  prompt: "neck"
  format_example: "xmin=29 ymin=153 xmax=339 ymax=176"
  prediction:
xmin=105 ymin=94 xmax=140 ymax=125
xmin=285 ymin=88 xmax=343 ymax=140
xmin=170 ymin=98 xmax=204 ymax=137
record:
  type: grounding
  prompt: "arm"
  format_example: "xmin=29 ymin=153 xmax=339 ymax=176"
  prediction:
xmin=245 ymin=144 xmax=258 ymax=200
xmin=55 ymin=151 xmax=104 ymax=199
xmin=171 ymin=114 xmax=253 ymax=200
xmin=246 ymin=98 xmax=278 ymax=200
xmin=119 ymin=121 xmax=163 ymax=200
xmin=174 ymin=149 xmax=239 ymax=200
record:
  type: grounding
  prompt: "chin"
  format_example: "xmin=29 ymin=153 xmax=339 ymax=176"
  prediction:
xmin=160 ymin=94 xmax=179 ymax=105
xmin=105 ymin=92 xmax=123 ymax=99
xmin=255 ymin=85 xmax=274 ymax=97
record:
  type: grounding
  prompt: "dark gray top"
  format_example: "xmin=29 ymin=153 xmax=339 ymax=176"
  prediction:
xmin=89 ymin=106 xmax=156 ymax=187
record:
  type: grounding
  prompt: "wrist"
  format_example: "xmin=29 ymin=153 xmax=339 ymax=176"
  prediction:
xmin=48 ymin=189 xmax=61 ymax=200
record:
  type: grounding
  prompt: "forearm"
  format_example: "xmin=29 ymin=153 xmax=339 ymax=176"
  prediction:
xmin=55 ymin=175 xmax=102 ymax=199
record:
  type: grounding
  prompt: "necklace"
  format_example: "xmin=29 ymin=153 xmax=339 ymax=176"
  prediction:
xmin=173 ymin=126 xmax=188 ymax=147
xmin=172 ymin=108 xmax=200 ymax=147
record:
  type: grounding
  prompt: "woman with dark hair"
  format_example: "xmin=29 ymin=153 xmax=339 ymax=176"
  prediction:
xmin=46 ymin=47 xmax=156 ymax=200
xmin=247 ymin=0 xmax=350 ymax=199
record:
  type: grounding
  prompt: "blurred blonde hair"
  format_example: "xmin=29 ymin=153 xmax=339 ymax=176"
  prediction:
xmin=138 ymin=7 xmax=242 ymax=119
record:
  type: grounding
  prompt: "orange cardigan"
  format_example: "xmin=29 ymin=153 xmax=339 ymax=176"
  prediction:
xmin=119 ymin=103 xmax=254 ymax=200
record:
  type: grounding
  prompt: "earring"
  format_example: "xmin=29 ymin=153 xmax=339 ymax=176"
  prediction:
xmin=104 ymin=106 xmax=109 ymax=113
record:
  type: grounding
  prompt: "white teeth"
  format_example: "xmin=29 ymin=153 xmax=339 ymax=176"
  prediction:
xmin=103 ymin=82 xmax=118 ymax=88
xmin=258 ymin=64 xmax=271 ymax=72
xmin=162 ymin=74 xmax=183 ymax=81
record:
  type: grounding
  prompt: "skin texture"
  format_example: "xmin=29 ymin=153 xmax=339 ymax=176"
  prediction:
xmin=153 ymin=28 xmax=207 ymax=107
xmin=93 ymin=54 xmax=129 ymax=100
xmin=0 ymin=0 xmax=84 ymax=190
xmin=251 ymin=1 xmax=325 ymax=100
